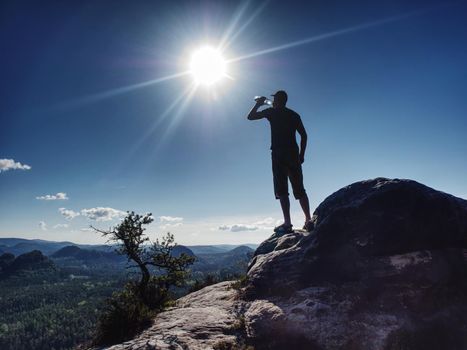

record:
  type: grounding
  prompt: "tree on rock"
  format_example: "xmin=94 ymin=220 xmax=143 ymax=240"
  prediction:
xmin=92 ymin=211 xmax=195 ymax=345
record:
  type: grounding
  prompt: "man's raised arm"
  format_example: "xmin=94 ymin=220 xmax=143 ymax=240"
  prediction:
xmin=297 ymin=118 xmax=308 ymax=164
xmin=247 ymin=97 xmax=267 ymax=120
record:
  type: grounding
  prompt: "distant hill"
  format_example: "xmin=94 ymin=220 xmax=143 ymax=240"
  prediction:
xmin=172 ymin=245 xmax=196 ymax=257
xmin=194 ymin=245 xmax=254 ymax=273
xmin=188 ymin=245 xmax=227 ymax=255
xmin=213 ymin=244 xmax=258 ymax=251
xmin=51 ymin=245 xmax=124 ymax=264
xmin=227 ymin=245 xmax=255 ymax=255
xmin=0 ymin=238 xmax=117 ymax=256
xmin=0 ymin=238 xmax=77 ymax=256
xmin=49 ymin=244 xmax=196 ymax=266
xmin=0 ymin=253 xmax=15 ymax=272
xmin=0 ymin=250 xmax=56 ymax=277
xmin=0 ymin=238 xmax=258 ymax=257
xmin=188 ymin=244 xmax=258 ymax=255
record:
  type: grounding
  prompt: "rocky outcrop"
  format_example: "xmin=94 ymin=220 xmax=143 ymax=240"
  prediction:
xmin=102 ymin=282 xmax=244 ymax=350
xmin=244 ymin=178 xmax=467 ymax=349
xmin=104 ymin=178 xmax=467 ymax=350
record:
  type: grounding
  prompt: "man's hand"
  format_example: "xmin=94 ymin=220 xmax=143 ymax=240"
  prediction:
xmin=248 ymin=97 xmax=267 ymax=120
xmin=254 ymin=96 xmax=267 ymax=106
xmin=299 ymin=153 xmax=305 ymax=164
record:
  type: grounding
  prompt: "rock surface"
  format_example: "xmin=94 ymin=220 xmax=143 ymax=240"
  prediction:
xmin=244 ymin=178 xmax=467 ymax=349
xmin=103 ymin=178 xmax=467 ymax=350
xmin=247 ymin=178 xmax=467 ymax=296
xmin=102 ymin=282 xmax=243 ymax=350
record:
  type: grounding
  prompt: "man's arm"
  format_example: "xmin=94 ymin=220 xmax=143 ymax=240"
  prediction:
xmin=297 ymin=118 xmax=307 ymax=164
xmin=247 ymin=97 xmax=267 ymax=120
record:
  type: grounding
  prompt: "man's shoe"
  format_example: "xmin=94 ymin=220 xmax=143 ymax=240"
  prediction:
xmin=274 ymin=223 xmax=293 ymax=234
xmin=303 ymin=220 xmax=314 ymax=232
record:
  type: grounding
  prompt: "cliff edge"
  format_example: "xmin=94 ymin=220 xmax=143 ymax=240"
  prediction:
xmin=100 ymin=178 xmax=467 ymax=350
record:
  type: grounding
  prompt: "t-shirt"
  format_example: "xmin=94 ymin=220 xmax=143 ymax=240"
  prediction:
xmin=257 ymin=107 xmax=305 ymax=152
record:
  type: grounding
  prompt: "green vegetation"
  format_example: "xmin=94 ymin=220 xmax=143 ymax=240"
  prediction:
xmin=188 ymin=273 xmax=220 ymax=292
xmin=231 ymin=274 xmax=249 ymax=291
xmin=0 ymin=270 xmax=127 ymax=350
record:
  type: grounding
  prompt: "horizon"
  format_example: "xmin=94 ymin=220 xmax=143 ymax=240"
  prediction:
xmin=0 ymin=236 xmax=259 ymax=248
xmin=1 ymin=0 xmax=467 ymax=245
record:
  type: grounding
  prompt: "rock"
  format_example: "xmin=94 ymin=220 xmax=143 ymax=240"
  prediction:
xmin=104 ymin=178 xmax=467 ymax=350
xmin=244 ymin=178 xmax=467 ymax=349
xmin=246 ymin=178 xmax=467 ymax=296
xmin=102 ymin=282 xmax=243 ymax=350
xmin=253 ymin=231 xmax=285 ymax=256
xmin=248 ymin=231 xmax=305 ymax=272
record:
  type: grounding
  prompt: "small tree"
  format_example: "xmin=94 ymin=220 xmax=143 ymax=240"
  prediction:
xmin=92 ymin=211 xmax=195 ymax=345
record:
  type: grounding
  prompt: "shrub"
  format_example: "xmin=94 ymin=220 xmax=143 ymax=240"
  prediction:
xmin=93 ymin=283 xmax=153 ymax=345
xmin=189 ymin=274 xmax=219 ymax=293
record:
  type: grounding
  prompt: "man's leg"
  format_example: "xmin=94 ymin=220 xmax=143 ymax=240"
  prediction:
xmin=272 ymin=152 xmax=291 ymax=228
xmin=299 ymin=193 xmax=312 ymax=222
xmin=288 ymin=154 xmax=311 ymax=223
xmin=279 ymin=195 xmax=292 ymax=226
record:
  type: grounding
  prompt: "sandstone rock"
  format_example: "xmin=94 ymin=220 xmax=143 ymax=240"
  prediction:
xmin=105 ymin=178 xmax=467 ymax=350
xmin=247 ymin=178 xmax=467 ymax=296
xmin=101 ymin=282 xmax=242 ymax=350
xmin=244 ymin=178 xmax=467 ymax=349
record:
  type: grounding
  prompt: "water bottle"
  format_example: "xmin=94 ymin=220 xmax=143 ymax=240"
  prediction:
xmin=254 ymin=96 xmax=272 ymax=106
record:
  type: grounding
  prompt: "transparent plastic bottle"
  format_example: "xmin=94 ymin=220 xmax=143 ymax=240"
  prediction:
xmin=254 ymin=96 xmax=273 ymax=106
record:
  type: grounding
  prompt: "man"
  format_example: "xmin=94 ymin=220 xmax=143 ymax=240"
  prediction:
xmin=247 ymin=90 xmax=313 ymax=233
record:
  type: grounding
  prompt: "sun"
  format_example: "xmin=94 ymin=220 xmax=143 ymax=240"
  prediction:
xmin=189 ymin=47 xmax=227 ymax=86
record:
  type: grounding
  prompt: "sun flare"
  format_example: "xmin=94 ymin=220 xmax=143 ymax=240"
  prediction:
xmin=189 ymin=47 xmax=226 ymax=86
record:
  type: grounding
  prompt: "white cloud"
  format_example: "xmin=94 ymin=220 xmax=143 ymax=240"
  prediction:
xmin=158 ymin=216 xmax=184 ymax=231
xmin=159 ymin=216 xmax=183 ymax=223
xmin=81 ymin=207 xmax=125 ymax=221
xmin=39 ymin=221 xmax=47 ymax=231
xmin=254 ymin=217 xmax=275 ymax=226
xmin=59 ymin=207 xmax=80 ymax=220
xmin=218 ymin=224 xmax=258 ymax=232
xmin=253 ymin=217 xmax=279 ymax=229
xmin=160 ymin=222 xmax=183 ymax=230
xmin=80 ymin=228 xmax=94 ymax=232
xmin=53 ymin=223 xmax=69 ymax=229
xmin=0 ymin=158 xmax=31 ymax=173
xmin=36 ymin=192 xmax=68 ymax=201
xmin=217 ymin=216 xmax=282 ymax=233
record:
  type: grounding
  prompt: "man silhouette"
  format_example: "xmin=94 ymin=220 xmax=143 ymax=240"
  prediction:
xmin=247 ymin=90 xmax=312 ymax=233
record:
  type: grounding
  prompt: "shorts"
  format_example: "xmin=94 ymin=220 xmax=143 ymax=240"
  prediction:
xmin=271 ymin=150 xmax=306 ymax=200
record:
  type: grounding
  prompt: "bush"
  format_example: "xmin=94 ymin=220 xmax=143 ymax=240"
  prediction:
xmin=93 ymin=283 xmax=153 ymax=346
xmin=231 ymin=274 xmax=248 ymax=291
xmin=189 ymin=274 xmax=219 ymax=293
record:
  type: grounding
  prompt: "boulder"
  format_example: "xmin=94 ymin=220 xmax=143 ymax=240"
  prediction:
xmin=247 ymin=178 xmax=467 ymax=296
xmin=244 ymin=178 xmax=467 ymax=349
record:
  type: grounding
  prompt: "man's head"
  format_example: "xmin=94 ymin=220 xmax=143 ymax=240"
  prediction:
xmin=271 ymin=90 xmax=288 ymax=108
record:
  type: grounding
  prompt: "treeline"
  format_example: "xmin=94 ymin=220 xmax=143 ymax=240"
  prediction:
xmin=0 ymin=274 xmax=127 ymax=350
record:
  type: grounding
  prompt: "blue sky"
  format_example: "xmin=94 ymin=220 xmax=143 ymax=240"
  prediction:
xmin=1 ymin=0 xmax=466 ymax=245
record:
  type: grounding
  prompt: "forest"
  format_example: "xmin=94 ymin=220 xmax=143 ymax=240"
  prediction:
xmin=0 ymin=241 xmax=252 ymax=350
